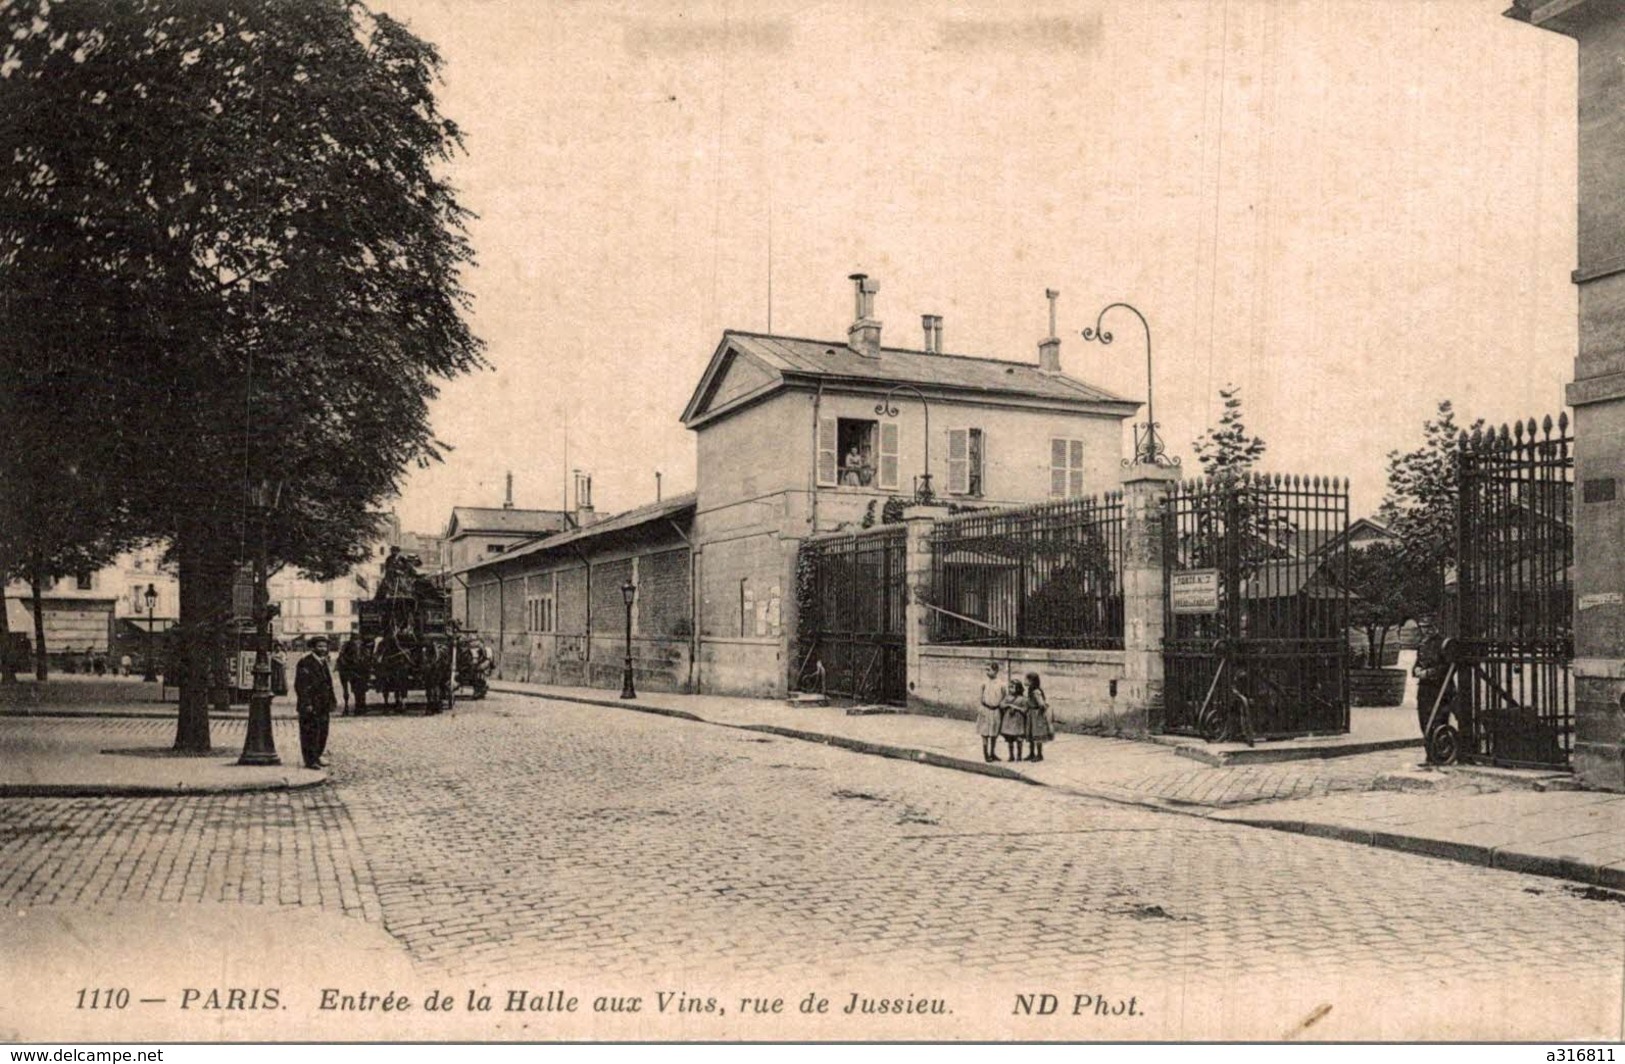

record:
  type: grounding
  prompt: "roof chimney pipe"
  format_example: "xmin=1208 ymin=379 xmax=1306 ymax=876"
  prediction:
xmin=921 ymin=314 xmax=935 ymax=353
xmin=504 ymin=471 xmax=514 ymax=509
xmin=1038 ymin=288 xmax=1062 ymax=374
xmin=573 ymin=470 xmax=596 ymax=527
xmin=847 ymin=273 xmax=882 ymax=358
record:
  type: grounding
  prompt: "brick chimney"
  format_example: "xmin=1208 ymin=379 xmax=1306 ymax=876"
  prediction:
xmin=847 ymin=273 xmax=882 ymax=358
xmin=503 ymin=471 xmax=514 ymax=509
xmin=921 ymin=314 xmax=942 ymax=353
xmin=573 ymin=471 xmax=596 ymax=526
xmin=1038 ymin=288 xmax=1062 ymax=374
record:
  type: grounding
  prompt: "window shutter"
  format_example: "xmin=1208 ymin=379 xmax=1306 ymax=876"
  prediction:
xmin=879 ymin=421 xmax=900 ymax=489
xmin=1069 ymin=440 xmax=1085 ymax=497
xmin=817 ymin=417 xmax=838 ymax=486
xmin=968 ymin=427 xmax=984 ymax=496
xmin=1050 ymin=438 xmax=1068 ymax=498
xmin=947 ymin=429 xmax=969 ymax=495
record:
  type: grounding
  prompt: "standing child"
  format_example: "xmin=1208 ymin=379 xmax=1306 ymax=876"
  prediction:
xmin=1024 ymin=671 xmax=1053 ymax=762
xmin=999 ymin=677 xmax=1027 ymax=763
xmin=976 ymin=661 xmax=1005 ymax=762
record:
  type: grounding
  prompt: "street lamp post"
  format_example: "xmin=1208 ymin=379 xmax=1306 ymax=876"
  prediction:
xmin=141 ymin=583 xmax=158 ymax=682
xmin=1082 ymin=302 xmax=1176 ymax=467
xmin=875 ymin=384 xmax=934 ymax=503
xmin=239 ymin=479 xmax=281 ymax=766
xmin=619 ymin=579 xmax=637 ymax=700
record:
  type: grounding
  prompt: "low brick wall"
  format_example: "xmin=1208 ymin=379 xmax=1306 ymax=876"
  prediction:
xmin=909 ymin=645 xmax=1133 ymax=735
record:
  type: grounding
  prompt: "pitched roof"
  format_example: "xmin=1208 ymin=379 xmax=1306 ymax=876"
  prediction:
xmin=447 ymin=507 xmax=572 ymax=538
xmin=682 ymin=330 xmax=1139 ymax=426
xmin=452 ymin=494 xmax=697 ymax=578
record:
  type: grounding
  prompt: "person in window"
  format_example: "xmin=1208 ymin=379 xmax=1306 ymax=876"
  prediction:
xmin=842 ymin=444 xmax=865 ymax=486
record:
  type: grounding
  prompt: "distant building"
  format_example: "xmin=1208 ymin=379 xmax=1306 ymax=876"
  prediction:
xmin=444 ymin=474 xmax=573 ymax=572
xmin=4 ymin=544 xmax=177 ymax=668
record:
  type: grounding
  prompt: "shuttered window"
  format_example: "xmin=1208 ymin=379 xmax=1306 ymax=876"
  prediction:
xmin=879 ymin=421 xmax=899 ymax=489
xmin=1050 ymin=437 xmax=1086 ymax=498
xmin=948 ymin=428 xmax=985 ymax=496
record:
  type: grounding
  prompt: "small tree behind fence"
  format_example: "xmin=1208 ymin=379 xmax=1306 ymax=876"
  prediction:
xmin=926 ymin=494 xmax=1125 ymax=649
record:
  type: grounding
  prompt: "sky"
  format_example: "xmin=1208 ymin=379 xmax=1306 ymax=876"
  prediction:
xmin=370 ymin=0 xmax=1579 ymax=534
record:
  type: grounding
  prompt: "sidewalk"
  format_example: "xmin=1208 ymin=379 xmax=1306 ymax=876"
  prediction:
xmin=0 ymin=678 xmax=323 ymax=795
xmin=490 ymin=679 xmax=1625 ymax=891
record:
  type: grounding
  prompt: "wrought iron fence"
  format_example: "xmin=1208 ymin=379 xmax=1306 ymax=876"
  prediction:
xmin=1163 ymin=472 xmax=1350 ymax=740
xmin=1454 ymin=415 xmax=1574 ymax=769
xmin=926 ymin=494 xmax=1124 ymax=649
xmin=795 ymin=526 xmax=907 ymax=704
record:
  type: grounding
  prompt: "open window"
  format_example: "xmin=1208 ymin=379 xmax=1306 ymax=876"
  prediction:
xmin=819 ymin=416 xmax=899 ymax=489
xmin=948 ymin=428 xmax=985 ymax=496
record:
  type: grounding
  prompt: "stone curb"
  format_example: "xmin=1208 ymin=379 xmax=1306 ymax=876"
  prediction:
xmin=1217 ymin=814 xmax=1625 ymax=891
xmin=1158 ymin=735 xmax=1422 ymax=767
xmin=0 ymin=708 xmax=301 ymax=721
xmin=490 ymin=681 xmax=1624 ymax=893
xmin=0 ymin=772 xmax=328 ymax=798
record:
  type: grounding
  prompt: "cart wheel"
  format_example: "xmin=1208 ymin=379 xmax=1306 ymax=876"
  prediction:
xmin=1426 ymin=722 xmax=1459 ymax=765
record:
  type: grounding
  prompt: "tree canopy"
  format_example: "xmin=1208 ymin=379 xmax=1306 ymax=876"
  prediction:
xmin=1378 ymin=400 xmax=1482 ymax=592
xmin=0 ymin=0 xmax=485 ymax=744
xmin=1193 ymin=385 xmax=1266 ymax=482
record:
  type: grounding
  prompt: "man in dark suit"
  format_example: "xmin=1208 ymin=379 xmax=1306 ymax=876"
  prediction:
xmin=295 ymin=636 xmax=338 ymax=770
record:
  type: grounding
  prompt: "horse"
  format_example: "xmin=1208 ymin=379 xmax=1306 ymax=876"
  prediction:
xmin=420 ymin=640 xmax=454 ymax=714
xmin=370 ymin=634 xmax=414 ymax=711
xmin=336 ymin=638 xmax=372 ymax=715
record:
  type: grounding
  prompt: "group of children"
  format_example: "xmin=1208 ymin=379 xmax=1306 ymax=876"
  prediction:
xmin=976 ymin=661 xmax=1054 ymax=763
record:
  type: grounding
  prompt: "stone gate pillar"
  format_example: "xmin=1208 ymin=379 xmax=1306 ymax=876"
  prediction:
xmin=1120 ymin=465 xmax=1180 ymax=735
xmin=1507 ymin=0 xmax=1625 ymax=791
xmin=903 ymin=506 xmax=948 ymax=702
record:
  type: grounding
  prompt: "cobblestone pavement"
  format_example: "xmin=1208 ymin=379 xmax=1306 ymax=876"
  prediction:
xmin=2 ymin=695 xmax=1623 ymax=1038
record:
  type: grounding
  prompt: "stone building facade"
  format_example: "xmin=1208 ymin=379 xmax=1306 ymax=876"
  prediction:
xmin=1510 ymin=0 xmax=1625 ymax=789
xmin=450 ymin=495 xmax=696 ymax=693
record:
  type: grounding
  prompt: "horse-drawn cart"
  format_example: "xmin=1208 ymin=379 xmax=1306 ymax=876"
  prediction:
xmin=347 ymin=551 xmax=457 ymax=714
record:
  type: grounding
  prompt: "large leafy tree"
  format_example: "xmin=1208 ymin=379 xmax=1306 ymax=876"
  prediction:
xmin=0 ymin=0 xmax=485 ymax=749
xmin=1378 ymin=400 xmax=1483 ymax=607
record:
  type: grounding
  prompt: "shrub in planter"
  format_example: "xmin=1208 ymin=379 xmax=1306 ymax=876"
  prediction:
xmin=1349 ymin=666 xmax=1407 ymax=706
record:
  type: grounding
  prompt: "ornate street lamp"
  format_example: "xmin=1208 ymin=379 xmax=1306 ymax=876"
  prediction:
xmin=619 ymin=579 xmax=637 ymax=700
xmin=875 ymin=383 xmax=934 ymax=503
xmin=1082 ymin=302 xmax=1177 ymax=467
xmin=239 ymin=478 xmax=282 ymax=766
xmin=141 ymin=583 xmax=158 ymax=682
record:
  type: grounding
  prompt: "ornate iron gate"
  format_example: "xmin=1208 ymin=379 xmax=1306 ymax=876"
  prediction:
xmin=795 ymin=526 xmax=907 ymax=705
xmin=1163 ymin=473 xmax=1350 ymax=741
xmin=1449 ymin=416 xmax=1574 ymax=769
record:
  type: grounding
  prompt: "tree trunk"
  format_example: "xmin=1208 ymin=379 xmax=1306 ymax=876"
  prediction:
xmin=172 ymin=533 xmax=213 ymax=753
xmin=205 ymin=559 xmax=233 ymax=715
xmin=1363 ymin=624 xmax=1380 ymax=669
xmin=28 ymin=552 xmax=48 ymax=682
xmin=0 ymin=572 xmax=14 ymax=684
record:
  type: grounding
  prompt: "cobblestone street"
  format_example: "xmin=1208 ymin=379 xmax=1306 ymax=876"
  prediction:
xmin=3 ymin=692 xmax=1623 ymax=1039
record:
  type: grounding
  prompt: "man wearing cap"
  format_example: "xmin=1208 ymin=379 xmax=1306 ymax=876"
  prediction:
xmin=295 ymin=636 xmax=338 ymax=770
